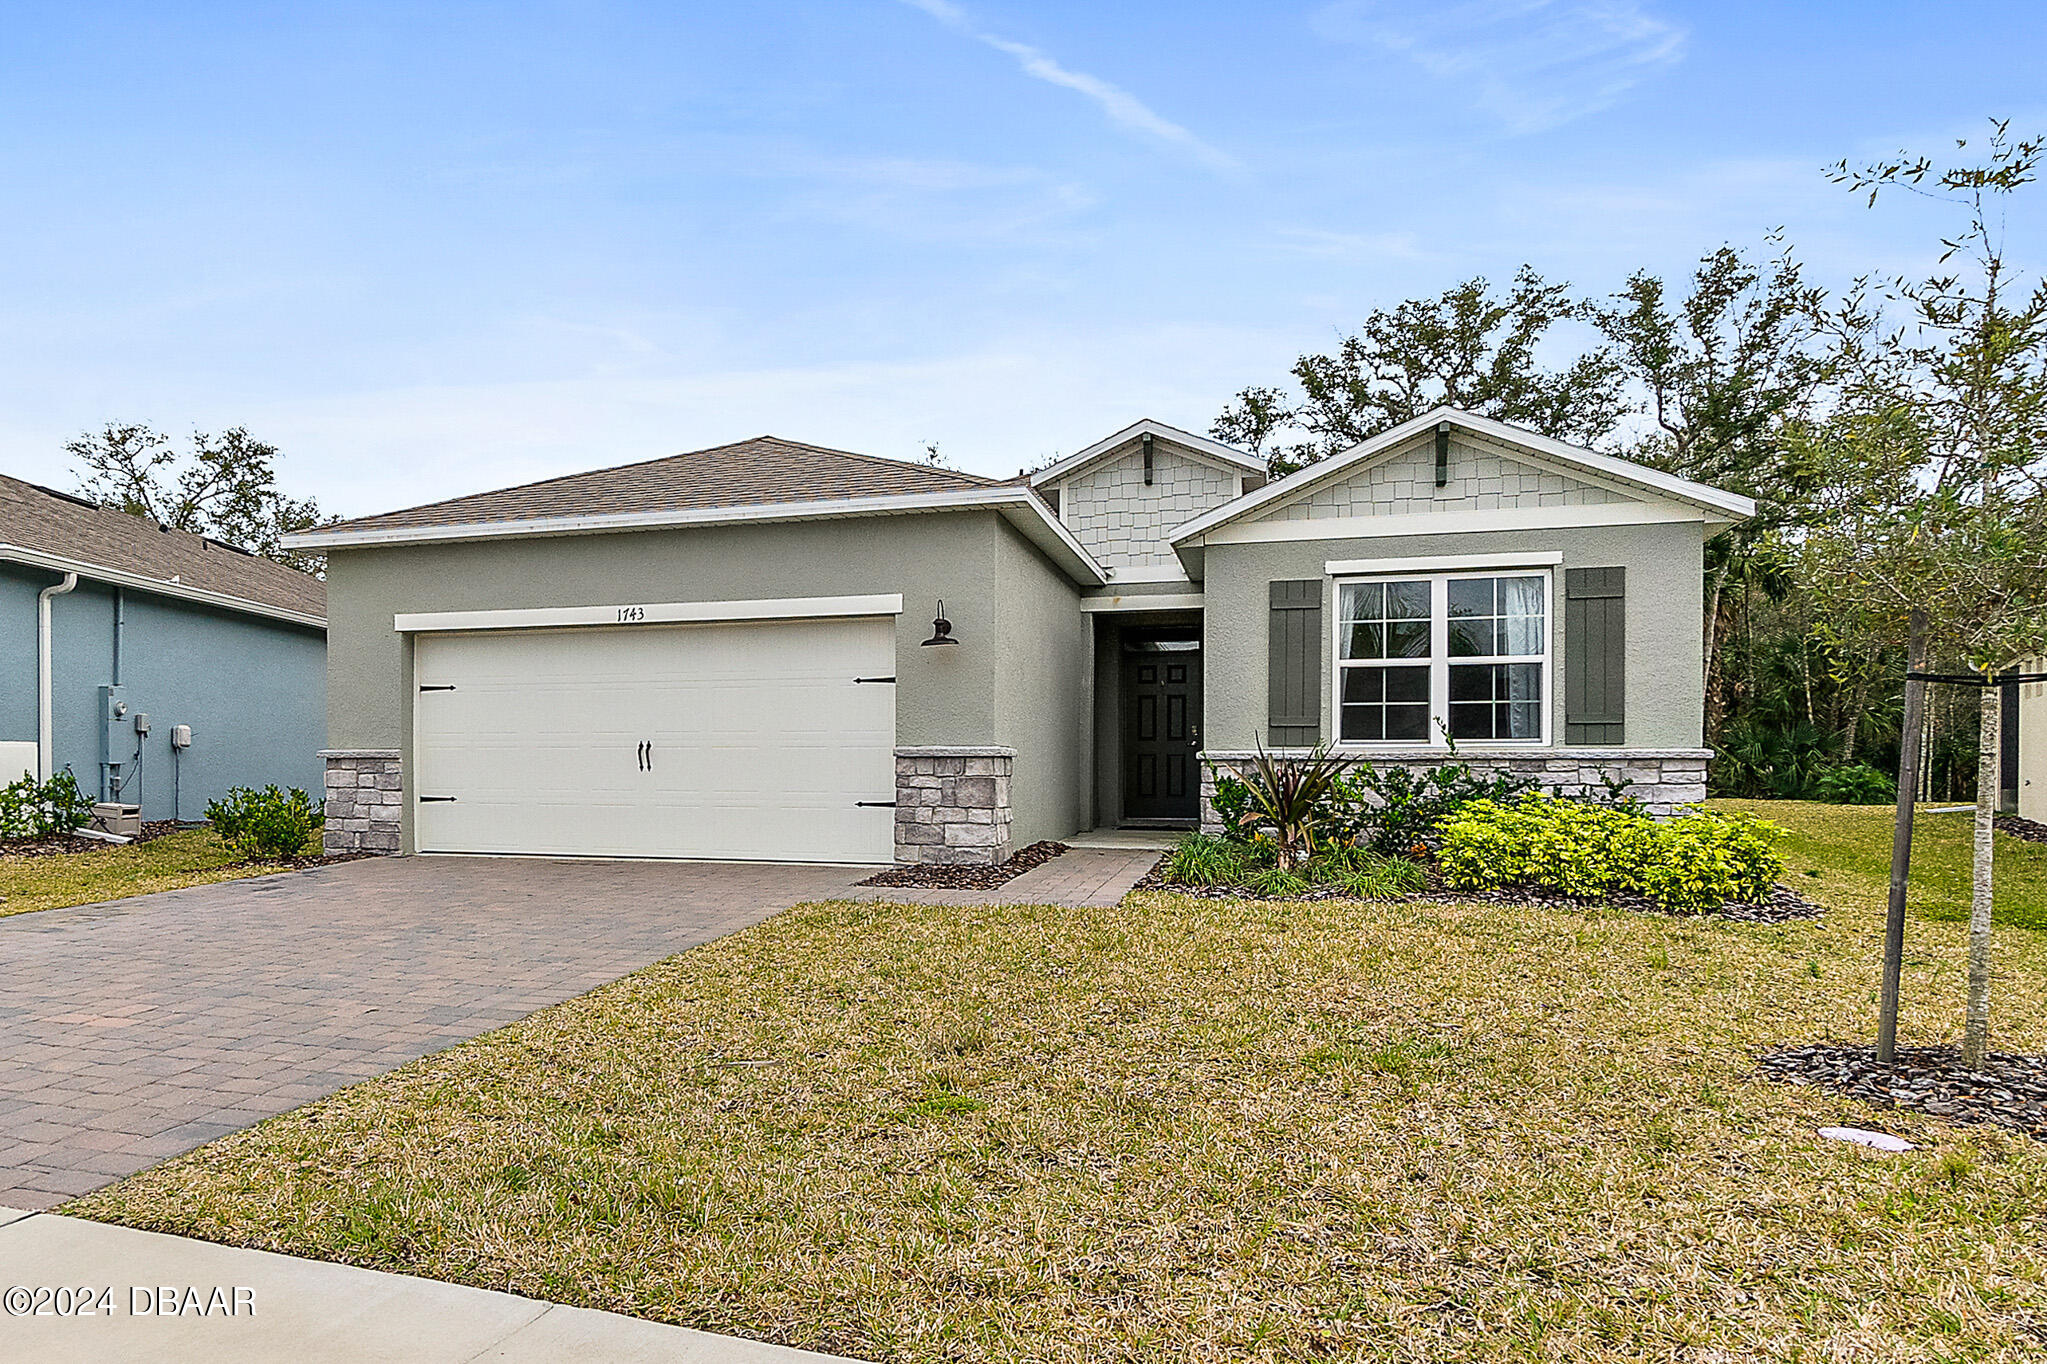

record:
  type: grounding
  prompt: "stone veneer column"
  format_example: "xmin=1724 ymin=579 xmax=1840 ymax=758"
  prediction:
xmin=1199 ymin=749 xmax=1713 ymax=831
xmin=893 ymin=745 xmax=1015 ymax=865
xmin=320 ymin=749 xmax=403 ymax=855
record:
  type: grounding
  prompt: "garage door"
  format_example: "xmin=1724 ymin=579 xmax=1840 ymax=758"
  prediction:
xmin=412 ymin=615 xmax=896 ymax=862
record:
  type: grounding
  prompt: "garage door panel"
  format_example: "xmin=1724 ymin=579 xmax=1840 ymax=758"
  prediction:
xmin=413 ymin=616 xmax=895 ymax=862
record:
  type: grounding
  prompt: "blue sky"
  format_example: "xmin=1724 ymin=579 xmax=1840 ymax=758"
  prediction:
xmin=2 ymin=2 xmax=2042 ymax=517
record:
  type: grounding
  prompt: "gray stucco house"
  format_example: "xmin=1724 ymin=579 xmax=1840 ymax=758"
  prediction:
xmin=286 ymin=408 xmax=1752 ymax=864
xmin=2 ymin=475 xmax=328 ymax=821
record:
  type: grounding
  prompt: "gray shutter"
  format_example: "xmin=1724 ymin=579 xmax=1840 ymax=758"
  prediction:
xmin=1565 ymin=567 xmax=1625 ymax=745
xmin=1268 ymin=580 xmax=1322 ymax=747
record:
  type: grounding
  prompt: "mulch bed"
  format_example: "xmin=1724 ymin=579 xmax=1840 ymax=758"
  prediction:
xmin=1997 ymin=813 xmax=2047 ymax=845
xmin=0 ymin=819 xmax=190 ymax=859
xmin=1758 ymin=1042 xmax=2047 ymax=1141
xmin=1135 ymin=858 xmax=1825 ymax=923
xmin=860 ymin=840 xmax=1069 ymax=890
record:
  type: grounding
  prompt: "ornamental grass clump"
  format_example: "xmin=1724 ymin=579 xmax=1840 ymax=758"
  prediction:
xmin=1437 ymin=793 xmax=1785 ymax=913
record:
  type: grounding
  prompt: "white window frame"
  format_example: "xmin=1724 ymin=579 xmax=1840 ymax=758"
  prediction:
xmin=1329 ymin=569 xmax=1554 ymax=748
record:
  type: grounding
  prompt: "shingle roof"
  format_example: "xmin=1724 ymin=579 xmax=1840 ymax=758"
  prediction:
xmin=0 ymin=475 xmax=326 ymax=622
xmin=319 ymin=436 xmax=1004 ymax=535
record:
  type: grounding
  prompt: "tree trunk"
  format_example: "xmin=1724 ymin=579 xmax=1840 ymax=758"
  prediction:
xmin=1877 ymin=609 xmax=1929 ymax=1064
xmin=1842 ymin=667 xmax=1871 ymax=761
xmin=1963 ymin=680 xmax=1999 ymax=1069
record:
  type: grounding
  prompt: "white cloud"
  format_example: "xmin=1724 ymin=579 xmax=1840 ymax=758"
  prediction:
xmin=1312 ymin=0 xmax=1685 ymax=134
xmin=898 ymin=0 xmax=1239 ymax=171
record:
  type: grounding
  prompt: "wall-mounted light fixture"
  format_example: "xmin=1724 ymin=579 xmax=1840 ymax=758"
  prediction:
xmin=920 ymin=600 xmax=958 ymax=647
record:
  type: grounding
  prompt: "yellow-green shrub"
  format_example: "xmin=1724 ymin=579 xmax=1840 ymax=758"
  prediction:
xmin=1436 ymin=794 xmax=1784 ymax=912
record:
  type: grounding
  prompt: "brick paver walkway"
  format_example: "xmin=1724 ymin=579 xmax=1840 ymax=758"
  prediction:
xmin=0 ymin=856 xmax=863 ymax=1210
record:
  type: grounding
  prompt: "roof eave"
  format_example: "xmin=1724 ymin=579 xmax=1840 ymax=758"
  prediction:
xmin=1029 ymin=419 xmax=1264 ymax=488
xmin=283 ymin=487 xmax=1109 ymax=587
xmin=0 ymin=544 xmax=326 ymax=629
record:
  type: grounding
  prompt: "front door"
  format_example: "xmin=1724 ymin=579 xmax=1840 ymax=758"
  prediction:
xmin=1122 ymin=643 xmax=1201 ymax=822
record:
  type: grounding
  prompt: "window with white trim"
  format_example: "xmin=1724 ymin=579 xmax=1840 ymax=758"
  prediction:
xmin=1335 ymin=571 xmax=1550 ymax=744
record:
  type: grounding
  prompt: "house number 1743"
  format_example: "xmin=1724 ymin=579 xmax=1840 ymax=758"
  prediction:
xmin=615 ymin=606 xmax=647 ymax=623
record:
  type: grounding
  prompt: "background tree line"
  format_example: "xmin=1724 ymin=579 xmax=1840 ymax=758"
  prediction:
xmin=1213 ymin=121 xmax=2047 ymax=806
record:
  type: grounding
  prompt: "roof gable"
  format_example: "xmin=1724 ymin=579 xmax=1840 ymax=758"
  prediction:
xmin=0 ymin=475 xmax=325 ymax=623
xmin=1170 ymin=407 xmax=1755 ymax=546
xmin=1029 ymin=419 xmax=1263 ymax=489
xmin=317 ymin=436 xmax=1002 ymax=536
xmin=1251 ymin=428 xmax=1640 ymax=524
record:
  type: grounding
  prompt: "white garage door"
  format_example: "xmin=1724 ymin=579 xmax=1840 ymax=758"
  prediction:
xmin=412 ymin=616 xmax=896 ymax=862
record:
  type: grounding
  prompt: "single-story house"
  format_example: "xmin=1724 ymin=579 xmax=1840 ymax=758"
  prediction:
xmin=1 ymin=475 xmax=328 ymax=821
xmin=284 ymin=408 xmax=1753 ymax=864
xmin=2008 ymin=660 xmax=2043 ymax=821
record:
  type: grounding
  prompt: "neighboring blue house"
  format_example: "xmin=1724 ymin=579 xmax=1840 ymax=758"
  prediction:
xmin=1 ymin=474 xmax=327 ymax=823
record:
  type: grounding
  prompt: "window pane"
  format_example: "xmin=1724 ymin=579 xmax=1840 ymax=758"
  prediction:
xmin=1500 ymin=576 xmax=1545 ymax=656
xmin=1346 ymin=622 xmax=1385 ymax=659
xmin=1340 ymin=706 xmax=1384 ymax=741
xmin=1447 ymin=578 xmax=1493 ymax=619
xmin=1449 ymin=665 xmax=1492 ymax=702
xmin=1341 ymin=668 xmax=1384 ymax=703
xmin=1507 ymin=701 xmax=1543 ymax=739
xmin=1448 ymin=618 xmax=1496 ymax=657
xmin=1387 ymin=580 xmax=1430 ymax=618
xmin=1505 ymin=662 xmax=1542 ymax=700
xmin=1340 ymin=581 xmax=1383 ymax=622
xmin=1388 ymin=618 xmax=1431 ymax=658
xmin=1386 ymin=667 xmax=1429 ymax=702
xmin=1386 ymin=705 xmax=1430 ymax=740
xmin=1447 ymin=704 xmax=1491 ymax=739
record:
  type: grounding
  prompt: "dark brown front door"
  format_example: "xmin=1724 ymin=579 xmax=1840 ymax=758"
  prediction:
xmin=1123 ymin=645 xmax=1201 ymax=822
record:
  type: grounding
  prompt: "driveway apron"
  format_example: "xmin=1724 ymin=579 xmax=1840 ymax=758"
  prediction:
xmin=0 ymin=856 xmax=863 ymax=1209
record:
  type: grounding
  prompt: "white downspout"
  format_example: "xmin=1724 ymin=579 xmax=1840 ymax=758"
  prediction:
xmin=37 ymin=572 xmax=77 ymax=781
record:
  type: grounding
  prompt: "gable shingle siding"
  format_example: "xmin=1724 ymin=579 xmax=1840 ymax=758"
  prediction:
xmin=1062 ymin=444 xmax=1237 ymax=570
xmin=1259 ymin=435 xmax=1636 ymax=523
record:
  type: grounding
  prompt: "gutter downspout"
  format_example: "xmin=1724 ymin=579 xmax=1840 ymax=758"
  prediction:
xmin=37 ymin=572 xmax=78 ymax=781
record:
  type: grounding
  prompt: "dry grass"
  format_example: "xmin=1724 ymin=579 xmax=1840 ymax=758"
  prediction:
xmin=69 ymin=803 xmax=2047 ymax=1362
xmin=0 ymin=828 xmax=280 ymax=918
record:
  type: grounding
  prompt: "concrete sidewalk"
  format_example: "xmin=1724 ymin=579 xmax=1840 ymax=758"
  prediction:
xmin=0 ymin=1207 xmax=859 ymax=1362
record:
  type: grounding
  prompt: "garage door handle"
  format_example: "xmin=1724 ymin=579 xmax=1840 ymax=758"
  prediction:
xmin=419 ymin=795 xmax=457 ymax=803
xmin=418 ymin=684 xmax=456 ymax=692
xmin=855 ymin=800 xmax=897 ymax=808
xmin=853 ymin=676 xmax=896 ymax=684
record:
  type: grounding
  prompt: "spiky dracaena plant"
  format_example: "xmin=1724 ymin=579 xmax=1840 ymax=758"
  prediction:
xmin=1230 ymin=741 xmax=1357 ymax=871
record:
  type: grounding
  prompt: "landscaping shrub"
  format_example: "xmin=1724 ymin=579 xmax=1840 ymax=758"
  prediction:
xmin=1810 ymin=763 xmax=1898 ymax=805
xmin=0 ymin=769 xmax=96 ymax=839
xmin=1161 ymin=833 xmax=1254 ymax=887
xmin=1331 ymin=759 xmax=1535 ymax=857
xmin=1225 ymin=744 xmax=1356 ymax=868
xmin=206 ymin=785 xmax=323 ymax=858
xmin=1210 ymin=776 xmax=1252 ymax=840
xmin=1437 ymin=794 xmax=1785 ymax=912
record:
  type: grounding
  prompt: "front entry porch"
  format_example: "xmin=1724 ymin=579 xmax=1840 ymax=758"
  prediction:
xmin=1091 ymin=611 xmax=1203 ymax=830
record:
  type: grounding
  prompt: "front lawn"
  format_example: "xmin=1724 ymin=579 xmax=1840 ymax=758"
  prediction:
xmin=1710 ymin=798 xmax=2047 ymax=932
xmin=0 ymin=827 xmax=286 ymax=918
xmin=68 ymin=800 xmax=2047 ymax=1361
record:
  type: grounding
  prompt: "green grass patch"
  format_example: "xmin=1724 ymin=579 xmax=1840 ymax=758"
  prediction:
xmin=1710 ymin=798 xmax=2047 ymax=933
xmin=0 ymin=828 xmax=286 ymax=918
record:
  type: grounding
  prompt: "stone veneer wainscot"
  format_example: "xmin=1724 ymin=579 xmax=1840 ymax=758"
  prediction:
xmin=894 ymin=745 xmax=1015 ymax=865
xmin=1199 ymin=748 xmax=1712 ymax=833
xmin=321 ymin=749 xmax=403 ymax=855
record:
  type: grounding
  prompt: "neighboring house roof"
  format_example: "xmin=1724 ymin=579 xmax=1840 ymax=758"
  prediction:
xmin=0 ymin=475 xmax=326 ymax=627
xmin=1028 ymin=419 xmax=1264 ymax=489
xmin=1167 ymin=406 xmax=1758 ymax=546
xmin=284 ymin=435 xmax=1107 ymax=586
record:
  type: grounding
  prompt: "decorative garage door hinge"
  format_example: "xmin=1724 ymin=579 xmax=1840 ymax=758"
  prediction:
xmin=855 ymin=800 xmax=897 ymax=808
xmin=418 ymin=795 xmax=458 ymax=803
xmin=852 ymin=676 xmax=896 ymax=684
xmin=418 ymin=684 xmax=457 ymax=692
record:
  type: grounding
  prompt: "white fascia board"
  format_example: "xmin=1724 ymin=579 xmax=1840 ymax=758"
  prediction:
xmin=1028 ymin=419 xmax=1263 ymax=488
xmin=0 ymin=544 xmax=326 ymax=630
xmin=285 ymin=486 xmax=1107 ymax=587
xmin=1103 ymin=564 xmax=1194 ymax=584
xmin=395 ymin=593 xmax=904 ymax=633
xmin=1078 ymin=592 xmax=1205 ymax=614
xmin=1202 ymin=501 xmax=1707 ymax=547
xmin=1168 ymin=407 xmax=1754 ymax=545
xmin=1325 ymin=550 xmax=1563 ymax=577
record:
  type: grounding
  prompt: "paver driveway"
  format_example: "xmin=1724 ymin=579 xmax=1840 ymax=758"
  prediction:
xmin=0 ymin=855 xmax=864 ymax=1209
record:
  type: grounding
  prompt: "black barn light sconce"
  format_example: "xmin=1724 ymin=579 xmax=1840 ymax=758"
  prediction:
xmin=920 ymin=600 xmax=958 ymax=647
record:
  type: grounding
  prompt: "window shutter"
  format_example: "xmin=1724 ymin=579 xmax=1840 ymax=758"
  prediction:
xmin=1565 ymin=567 xmax=1625 ymax=745
xmin=1268 ymin=580 xmax=1322 ymax=746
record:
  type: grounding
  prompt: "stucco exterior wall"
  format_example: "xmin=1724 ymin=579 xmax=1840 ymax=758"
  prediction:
xmin=2020 ymin=658 xmax=2046 ymax=823
xmin=0 ymin=564 xmax=326 ymax=819
xmin=1258 ymin=431 xmax=1637 ymax=521
xmin=322 ymin=510 xmax=1090 ymax=852
xmin=992 ymin=521 xmax=1091 ymax=846
xmin=1060 ymin=440 xmax=1239 ymax=570
xmin=1199 ymin=520 xmax=1707 ymax=753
